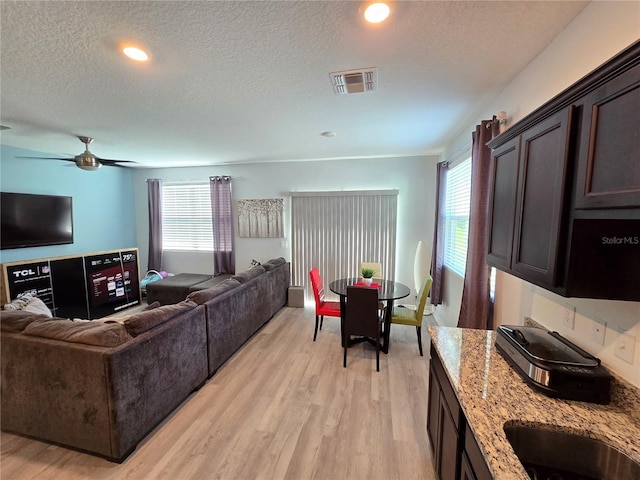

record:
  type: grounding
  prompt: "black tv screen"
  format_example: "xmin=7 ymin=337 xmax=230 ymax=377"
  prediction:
xmin=1 ymin=192 xmax=73 ymax=249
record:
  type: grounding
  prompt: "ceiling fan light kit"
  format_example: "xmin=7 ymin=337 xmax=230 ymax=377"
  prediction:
xmin=75 ymin=136 xmax=101 ymax=170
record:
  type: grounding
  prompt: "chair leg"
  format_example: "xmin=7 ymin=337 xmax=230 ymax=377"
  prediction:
xmin=416 ymin=325 xmax=423 ymax=356
xmin=375 ymin=337 xmax=380 ymax=372
xmin=313 ymin=315 xmax=320 ymax=341
xmin=343 ymin=336 xmax=348 ymax=368
xmin=320 ymin=315 xmax=324 ymax=330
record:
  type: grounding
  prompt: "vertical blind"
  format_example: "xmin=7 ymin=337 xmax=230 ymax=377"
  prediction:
xmin=162 ymin=183 xmax=213 ymax=251
xmin=291 ymin=190 xmax=398 ymax=302
xmin=444 ymin=158 xmax=471 ymax=276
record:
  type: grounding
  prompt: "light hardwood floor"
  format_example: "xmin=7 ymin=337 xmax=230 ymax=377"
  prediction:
xmin=1 ymin=306 xmax=438 ymax=480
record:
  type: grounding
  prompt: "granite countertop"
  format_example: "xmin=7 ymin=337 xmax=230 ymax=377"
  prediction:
xmin=428 ymin=326 xmax=640 ymax=480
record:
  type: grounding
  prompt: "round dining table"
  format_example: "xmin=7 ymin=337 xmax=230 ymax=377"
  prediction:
xmin=329 ymin=278 xmax=411 ymax=354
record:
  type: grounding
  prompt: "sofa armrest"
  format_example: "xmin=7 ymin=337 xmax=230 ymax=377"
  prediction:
xmin=105 ymin=304 xmax=208 ymax=460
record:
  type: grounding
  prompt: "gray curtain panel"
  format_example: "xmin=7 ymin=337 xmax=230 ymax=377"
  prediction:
xmin=457 ymin=118 xmax=499 ymax=329
xmin=209 ymin=176 xmax=235 ymax=275
xmin=147 ymin=178 xmax=163 ymax=272
xmin=430 ymin=162 xmax=447 ymax=305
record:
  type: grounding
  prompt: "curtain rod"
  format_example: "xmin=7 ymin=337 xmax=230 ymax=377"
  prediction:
xmin=442 ymin=139 xmax=472 ymax=166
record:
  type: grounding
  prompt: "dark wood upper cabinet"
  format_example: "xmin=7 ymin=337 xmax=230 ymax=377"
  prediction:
xmin=486 ymin=40 xmax=640 ymax=301
xmin=574 ymin=63 xmax=640 ymax=209
xmin=511 ymin=107 xmax=573 ymax=286
xmin=487 ymin=108 xmax=573 ymax=290
xmin=487 ymin=138 xmax=520 ymax=270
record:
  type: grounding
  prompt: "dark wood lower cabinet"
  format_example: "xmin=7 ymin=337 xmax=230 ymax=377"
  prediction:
xmin=460 ymin=453 xmax=475 ymax=480
xmin=427 ymin=345 xmax=493 ymax=480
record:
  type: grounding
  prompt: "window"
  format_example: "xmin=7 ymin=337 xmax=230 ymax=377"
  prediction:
xmin=290 ymin=190 xmax=398 ymax=302
xmin=444 ymin=158 xmax=471 ymax=276
xmin=162 ymin=183 xmax=213 ymax=251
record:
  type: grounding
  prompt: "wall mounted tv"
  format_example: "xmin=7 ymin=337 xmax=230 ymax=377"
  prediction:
xmin=1 ymin=192 xmax=74 ymax=250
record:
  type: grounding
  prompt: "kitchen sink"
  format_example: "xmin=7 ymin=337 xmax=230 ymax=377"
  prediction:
xmin=504 ymin=424 xmax=640 ymax=480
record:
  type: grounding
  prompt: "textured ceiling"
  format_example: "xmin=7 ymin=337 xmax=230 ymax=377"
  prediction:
xmin=0 ymin=1 xmax=588 ymax=168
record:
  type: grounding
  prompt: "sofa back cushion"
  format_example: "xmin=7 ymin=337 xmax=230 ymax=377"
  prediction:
xmin=0 ymin=310 xmax=51 ymax=333
xmin=231 ymin=265 xmax=265 ymax=284
xmin=22 ymin=318 xmax=132 ymax=347
xmin=122 ymin=300 xmax=197 ymax=337
xmin=187 ymin=278 xmax=241 ymax=305
xmin=262 ymin=257 xmax=287 ymax=271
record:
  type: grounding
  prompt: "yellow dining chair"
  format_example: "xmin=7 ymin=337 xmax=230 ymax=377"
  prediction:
xmin=391 ymin=274 xmax=433 ymax=356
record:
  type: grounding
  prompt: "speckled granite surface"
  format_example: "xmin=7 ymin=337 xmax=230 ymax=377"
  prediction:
xmin=428 ymin=326 xmax=640 ymax=480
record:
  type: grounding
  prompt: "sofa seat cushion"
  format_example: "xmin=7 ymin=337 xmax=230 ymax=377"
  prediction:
xmin=22 ymin=318 xmax=132 ymax=347
xmin=231 ymin=265 xmax=265 ymax=283
xmin=0 ymin=310 xmax=51 ymax=333
xmin=187 ymin=278 xmax=241 ymax=305
xmin=122 ymin=300 xmax=197 ymax=337
xmin=262 ymin=257 xmax=287 ymax=271
xmin=145 ymin=273 xmax=212 ymax=306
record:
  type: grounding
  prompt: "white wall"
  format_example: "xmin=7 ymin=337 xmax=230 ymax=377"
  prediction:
xmin=132 ymin=155 xmax=439 ymax=297
xmin=438 ymin=2 xmax=640 ymax=386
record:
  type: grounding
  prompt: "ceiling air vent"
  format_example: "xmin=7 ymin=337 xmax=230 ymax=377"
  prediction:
xmin=330 ymin=68 xmax=377 ymax=95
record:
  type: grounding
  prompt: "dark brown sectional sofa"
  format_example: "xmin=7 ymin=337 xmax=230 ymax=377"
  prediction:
xmin=0 ymin=258 xmax=290 ymax=462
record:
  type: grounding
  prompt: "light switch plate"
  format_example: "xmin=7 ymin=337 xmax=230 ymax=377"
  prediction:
xmin=614 ymin=330 xmax=636 ymax=364
xmin=590 ymin=317 xmax=607 ymax=346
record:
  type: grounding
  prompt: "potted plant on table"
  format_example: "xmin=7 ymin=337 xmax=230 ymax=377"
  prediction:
xmin=361 ymin=267 xmax=375 ymax=286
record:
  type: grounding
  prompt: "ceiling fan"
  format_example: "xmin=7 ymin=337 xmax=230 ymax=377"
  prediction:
xmin=17 ymin=136 xmax=136 ymax=171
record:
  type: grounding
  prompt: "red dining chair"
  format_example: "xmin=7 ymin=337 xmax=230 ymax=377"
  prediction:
xmin=309 ymin=268 xmax=341 ymax=341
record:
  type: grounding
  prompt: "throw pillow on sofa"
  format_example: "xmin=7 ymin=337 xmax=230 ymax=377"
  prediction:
xmin=22 ymin=318 xmax=133 ymax=347
xmin=3 ymin=292 xmax=53 ymax=317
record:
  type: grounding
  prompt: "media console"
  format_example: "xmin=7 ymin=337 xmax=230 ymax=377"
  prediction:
xmin=1 ymin=248 xmax=141 ymax=320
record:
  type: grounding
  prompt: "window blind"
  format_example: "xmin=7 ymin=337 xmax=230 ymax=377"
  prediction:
xmin=291 ymin=190 xmax=398 ymax=302
xmin=444 ymin=158 xmax=471 ymax=276
xmin=162 ymin=183 xmax=213 ymax=251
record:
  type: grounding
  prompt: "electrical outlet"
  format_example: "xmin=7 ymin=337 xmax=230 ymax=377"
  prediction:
xmin=614 ymin=330 xmax=636 ymax=364
xmin=562 ymin=305 xmax=575 ymax=330
xmin=590 ymin=317 xmax=607 ymax=346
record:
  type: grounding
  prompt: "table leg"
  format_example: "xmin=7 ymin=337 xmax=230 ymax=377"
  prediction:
xmin=340 ymin=295 xmax=346 ymax=348
xmin=382 ymin=299 xmax=393 ymax=354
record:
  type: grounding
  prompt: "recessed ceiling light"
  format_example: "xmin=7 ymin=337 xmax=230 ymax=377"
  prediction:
xmin=123 ymin=46 xmax=149 ymax=62
xmin=364 ymin=2 xmax=390 ymax=24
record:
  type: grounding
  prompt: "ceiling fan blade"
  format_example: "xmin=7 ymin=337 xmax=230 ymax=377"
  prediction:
xmin=99 ymin=159 xmax=137 ymax=166
xmin=16 ymin=156 xmax=75 ymax=162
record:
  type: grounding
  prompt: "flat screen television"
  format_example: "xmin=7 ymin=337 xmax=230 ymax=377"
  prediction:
xmin=1 ymin=192 xmax=74 ymax=249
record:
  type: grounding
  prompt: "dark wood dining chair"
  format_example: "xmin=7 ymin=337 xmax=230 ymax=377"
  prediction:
xmin=343 ymin=286 xmax=383 ymax=372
